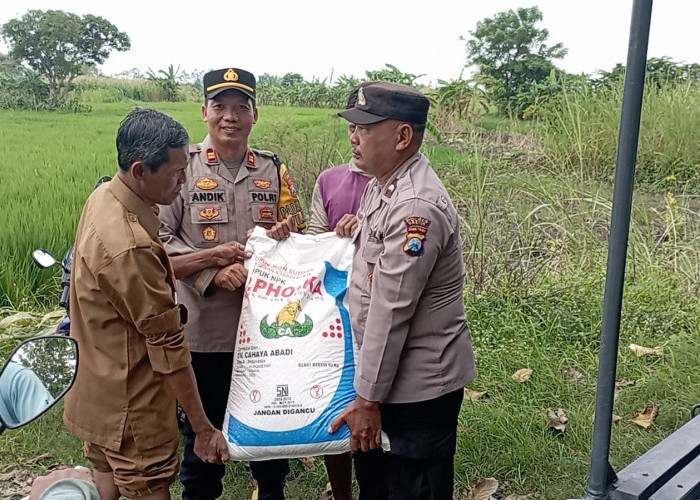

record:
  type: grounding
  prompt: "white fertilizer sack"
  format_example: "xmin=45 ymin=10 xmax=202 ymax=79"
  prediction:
xmin=224 ymin=227 xmax=357 ymax=460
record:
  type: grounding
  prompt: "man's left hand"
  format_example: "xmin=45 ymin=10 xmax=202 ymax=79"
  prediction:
xmin=329 ymin=395 xmax=382 ymax=453
xmin=267 ymin=215 xmax=297 ymax=240
xmin=335 ymin=214 xmax=358 ymax=238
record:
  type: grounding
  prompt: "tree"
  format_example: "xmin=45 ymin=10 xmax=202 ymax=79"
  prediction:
xmin=463 ymin=6 xmax=567 ymax=113
xmin=0 ymin=10 xmax=130 ymax=106
xmin=281 ymin=72 xmax=304 ymax=87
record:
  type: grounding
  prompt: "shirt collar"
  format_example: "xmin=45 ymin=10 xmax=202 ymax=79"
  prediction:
xmin=379 ymin=151 xmax=422 ymax=202
xmin=110 ymin=175 xmax=162 ymax=238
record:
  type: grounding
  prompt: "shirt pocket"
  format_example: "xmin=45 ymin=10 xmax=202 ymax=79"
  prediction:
xmin=362 ymin=237 xmax=383 ymax=266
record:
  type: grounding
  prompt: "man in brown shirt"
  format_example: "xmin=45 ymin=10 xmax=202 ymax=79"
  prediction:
xmin=330 ymin=82 xmax=477 ymax=500
xmin=65 ymin=108 xmax=234 ymax=500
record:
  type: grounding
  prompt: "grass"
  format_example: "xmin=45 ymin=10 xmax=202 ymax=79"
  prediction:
xmin=2 ymin=97 xmax=700 ymax=498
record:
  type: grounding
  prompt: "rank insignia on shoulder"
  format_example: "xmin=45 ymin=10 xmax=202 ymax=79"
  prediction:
xmin=195 ymin=177 xmax=218 ymax=190
xmin=253 ymin=178 xmax=272 ymax=189
xmin=403 ymin=216 xmax=431 ymax=257
xmin=205 ymin=148 xmax=218 ymax=164
xmin=199 ymin=206 xmax=220 ymax=220
xmin=202 ymin=225 xmax=217 ymax=241
xmin=247 ymin=151 xmax=256 ymax=166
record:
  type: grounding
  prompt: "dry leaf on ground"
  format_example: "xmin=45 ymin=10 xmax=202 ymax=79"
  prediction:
xmin=464 ymin=388 xmax=489 ymax=401
xmin=547 ymin=408 xmax=568 ymax=432
xmin=615 ymin=377 xmax=636 ymax=388
xmin=250 ymin=480 xmax=258 ymax=500
xmin=462 ymin=477 xmax=499 ymax=500
xmin=631 ymin=404 xmax=659 ymax=428
xmin=298 ymin=456 xmax=316 ymax=470
xmin=559 ymin=367 xmax=584 ymax=383
xmin=320 ymin=482 xmax=333 ymax=500
xmin=629 ymin=343 xmax=664 ymax=357
xmin=512 ymin=368 xmax=533 ymax=383
xmin=504 ymin=495 xmax=537 ymax=500
xmin=28 ymin=453 xmax=54 ymax=464
xmin=0 ymin=468 xmax=34 ymax=499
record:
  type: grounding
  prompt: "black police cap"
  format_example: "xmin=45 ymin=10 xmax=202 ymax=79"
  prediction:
xmin=338 ymin=81 xmax=429 ymax=125
xmin=203 ymin=68 xmax=256 ymax=101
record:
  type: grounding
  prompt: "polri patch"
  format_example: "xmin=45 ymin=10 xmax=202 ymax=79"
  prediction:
xmin=253 ymin=178 xmax=272 ymax=189
xmin=199 ymin=206 xmax=220 ymax=220
xmin=247 ymin=151 xmax=256 ymax=166
xmin=202 ymin=226 xmax=217 ymax=241
xmin=403 ymin=216 xmax=431 ymax=257
xmin=206 ymin=148 xmax=218 ymax=164
xmin=195 ymin=177 xmax=218 ymax=190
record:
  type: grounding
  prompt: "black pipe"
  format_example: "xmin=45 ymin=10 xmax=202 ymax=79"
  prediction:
xmin=584 ymin=0 xmax=653 ymax=498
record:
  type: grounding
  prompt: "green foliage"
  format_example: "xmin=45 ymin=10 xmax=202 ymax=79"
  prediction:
xmin=536 ymin=79 xmax=700 ymax=190
xmin=364 ymin=63 xmax=424 ymax=86
xmin=593 ymin=56 xmax=700 ymax=89
xmin=146 ymin=64 xmax=182 ymax=102
xmin=281 ymin=72 xmax=304 ymax=87
xmin=0 ymin=9 xmax=130 ymax=107
xmin=464 ymin=6 xmax=567 ymax=115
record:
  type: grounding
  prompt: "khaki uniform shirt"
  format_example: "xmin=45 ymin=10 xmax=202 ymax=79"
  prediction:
xmin=158 ymin=136 xmax=306 ymax=352
xmin=349 ymin=152 xmax=477 ymax=403
xmin=64 ymin=176 xmax=192 ymax=451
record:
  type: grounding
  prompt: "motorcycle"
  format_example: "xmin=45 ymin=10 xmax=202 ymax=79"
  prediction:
xmin=0 ymin=336 xmax=78 ymax=435
xmin=31 ymin=176 xmax=111 ymax=336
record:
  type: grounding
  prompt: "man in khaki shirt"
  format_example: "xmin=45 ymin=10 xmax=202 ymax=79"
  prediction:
xmin=65 ymin=108 xmax=233 ymax=500
xmin=330 ymin=82 xmax=477 ymax=500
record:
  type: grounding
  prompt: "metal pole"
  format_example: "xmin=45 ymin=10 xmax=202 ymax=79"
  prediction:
xmin=584 ymin=1 xmax=653 ymax=498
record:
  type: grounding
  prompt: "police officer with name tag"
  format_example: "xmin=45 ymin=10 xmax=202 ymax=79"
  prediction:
xmin=158 ymin=67 xmax=306 ymax=500
xmin=329 ymin=81 xmax=477 ymax=500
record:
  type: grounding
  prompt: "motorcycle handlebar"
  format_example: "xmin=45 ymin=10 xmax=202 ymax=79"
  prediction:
xmin=59 ymin=286 xmax=70 ymax=309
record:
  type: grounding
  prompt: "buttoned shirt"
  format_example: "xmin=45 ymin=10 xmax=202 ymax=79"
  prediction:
xmin=158 ymin=136 xmax=306 ymax=352
xmin=64 ymin=176 xmax=191 ymax=451
xmin=349 ymin=152 xmax=476 ymax=403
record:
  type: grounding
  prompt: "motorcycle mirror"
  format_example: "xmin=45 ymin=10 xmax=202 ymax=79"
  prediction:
xmin=0 ymin=336 xmax=78 ymax=434
xmin=32 ymin=249 xmax=58 ymax=269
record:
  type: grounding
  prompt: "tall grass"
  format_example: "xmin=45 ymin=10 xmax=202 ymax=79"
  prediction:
xmin=537 ymin=81 xmax=700 ymax=191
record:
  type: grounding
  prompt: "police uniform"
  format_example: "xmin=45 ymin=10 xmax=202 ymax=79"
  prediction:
xmin=159 ymin=136 xmax=304 ymax=352
xmin=158 ymin=67 xmax=305 ymax=500
xmin=340 ymin=82 xmax=476 ymax=500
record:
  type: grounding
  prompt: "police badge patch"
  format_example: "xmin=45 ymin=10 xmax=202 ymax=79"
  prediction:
xmin=195 ymin=177 xmax=218 ymax=190
xmin=403 ymin=216 xmax=431 ymax=257
xmin=202 ymin=226 xmax=217 ymax=241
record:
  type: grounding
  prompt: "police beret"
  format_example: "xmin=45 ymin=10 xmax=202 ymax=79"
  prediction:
xmin=203 ymin=68 xmax=256 ymax=101
xmin=338 ymin=81 xmax=429 ymax=125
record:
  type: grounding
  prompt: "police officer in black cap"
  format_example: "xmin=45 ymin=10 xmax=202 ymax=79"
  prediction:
xmin=329 ymin=81 xmax=477 ymax=500
xmin=159 ymin=67 xmax=306 ymax=500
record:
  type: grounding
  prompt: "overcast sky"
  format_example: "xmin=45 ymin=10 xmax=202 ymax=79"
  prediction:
xmin=0 ymin=1 xmax=698 ymax=86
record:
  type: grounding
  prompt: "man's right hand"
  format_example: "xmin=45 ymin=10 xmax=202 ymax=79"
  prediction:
xmin=194 ymin=427 xmax=230 ymax=465
xmin=214 ymin=263 xmax=248 ymax=291
xmin=210 ymin=241 xmax=251 ymax=267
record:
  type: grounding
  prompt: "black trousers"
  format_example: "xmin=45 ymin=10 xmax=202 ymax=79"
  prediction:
xmin=354 ymin=389 xmax=464 ymax=500
xmin=180 ymin=352 xmax=289 ymax=500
